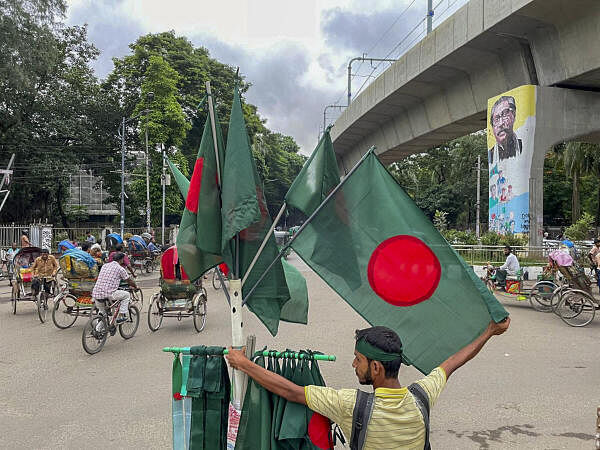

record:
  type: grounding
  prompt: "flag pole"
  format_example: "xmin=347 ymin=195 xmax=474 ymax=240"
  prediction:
xmin=205 ymin=81 xmax=221 ymax=188
xmin=229 ymin=71 xmax=246 ymax=411
xmin=242 ymin=145 xmax=376 ymax=306
xmin=241 ymin=201 xmax=287 ymax=287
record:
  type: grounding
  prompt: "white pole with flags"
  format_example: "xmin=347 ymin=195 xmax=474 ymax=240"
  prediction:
xmin=206 ymin=79 xmax=245 ymax=410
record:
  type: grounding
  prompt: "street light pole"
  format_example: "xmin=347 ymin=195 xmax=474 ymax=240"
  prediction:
xmin=161 ymin=145 xmax=166 ymax=245
xmin=120 ymin=117 xmax=126 ymax=237
xmin=144 ymin=92 xmax=154 ymax=233
xmin=145 ymin=114 xmax=151 ymax=233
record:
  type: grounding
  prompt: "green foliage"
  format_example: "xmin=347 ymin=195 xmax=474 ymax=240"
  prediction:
xmin=390 ymin=133 xmax=487 ymax=230
xmin=442 ymin=229 xmax=478 ymax=245
xmin=135 ymin=55 xmax=190 ymax=149
xmin=433 ymin=210 xmax=448 ymax=232
xmin=0 ymin=2 xmax=122 ymax=225
xmin=480 ymin=232 xmax=501 ymax=246
xmin=565 ymin=212 xmax=595 ymax=241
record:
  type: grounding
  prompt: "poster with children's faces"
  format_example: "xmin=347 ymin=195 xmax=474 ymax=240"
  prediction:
xmin=487 ymin=85 xmax=536 ymax=235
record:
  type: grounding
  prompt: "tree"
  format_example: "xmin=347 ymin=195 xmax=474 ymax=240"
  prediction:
xmin=0 ymin=1 xmax=122 ymax=225
xmin=390 ymin=133 xmax=488 ymax=230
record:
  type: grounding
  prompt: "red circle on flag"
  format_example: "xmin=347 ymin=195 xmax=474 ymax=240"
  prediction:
xmin=367 ymin=235 xmax=441 ymax=306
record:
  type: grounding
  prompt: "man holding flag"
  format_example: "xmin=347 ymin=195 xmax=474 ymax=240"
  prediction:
xmin=227 ymin=317 xmax=509 ymax=449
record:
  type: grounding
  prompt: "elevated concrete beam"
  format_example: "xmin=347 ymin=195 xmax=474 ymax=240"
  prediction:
xmin=332 ymin=0 xmax=600 ymax=168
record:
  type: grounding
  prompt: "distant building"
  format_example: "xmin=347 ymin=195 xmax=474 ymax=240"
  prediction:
xmin=67 ymin=170 xmax=118 ymax=224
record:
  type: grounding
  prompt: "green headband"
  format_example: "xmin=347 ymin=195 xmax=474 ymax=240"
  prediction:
xmin=355 ymin=338 xmax=402 ymax=362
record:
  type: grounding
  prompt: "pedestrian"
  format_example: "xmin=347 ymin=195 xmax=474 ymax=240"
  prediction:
xmin=226 ymin=318 xmax=510 ymax=449
xmin=21 ymin=230 xmax=30 ymax=248
xmin=86 ymin=231 xmax=96 ymax=244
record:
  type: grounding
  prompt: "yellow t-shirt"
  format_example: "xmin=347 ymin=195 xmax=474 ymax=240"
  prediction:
xmin=305 ymin=366 xmax=446 ymax=450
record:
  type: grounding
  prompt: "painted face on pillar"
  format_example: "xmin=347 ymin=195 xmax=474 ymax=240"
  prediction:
xmin=352 ymin=351 xmax=374 ymax=385
xmin=492 ymin=100 xmax=516 ymax=146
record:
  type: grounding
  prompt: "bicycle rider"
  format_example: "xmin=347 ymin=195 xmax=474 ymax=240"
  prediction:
xmin=31 ymin=249 xmax=59 ymax=296
xmin=92 ymin=252 xmax=138 ymax=324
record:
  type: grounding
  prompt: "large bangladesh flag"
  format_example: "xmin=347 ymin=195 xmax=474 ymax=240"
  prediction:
xmin=220 ymin=84 xmax=303 ymax=336
xmin=176 ymin=104 xmax=225 ymax=281
xmin=290 ymin=151 xmax=508 ymax=374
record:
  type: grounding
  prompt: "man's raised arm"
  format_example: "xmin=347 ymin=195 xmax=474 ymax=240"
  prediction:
xmin=440 ymin=318 xmax=510 ymax=379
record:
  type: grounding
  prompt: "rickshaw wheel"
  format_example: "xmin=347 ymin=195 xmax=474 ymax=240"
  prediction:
xmin=193 ymin=292 xmax=207 ymax=333
xmin=144 ymin=260 xmax=152 ymax=273
xmin=528 ymin=281 xmax=558 ymax=312
xmin=147 ymin=293 xmax=163 ymax=332
xmin=52 ymin=294 xmax=79 ymax=329
xmin=11 ymin=283 xmax=19 ymax=314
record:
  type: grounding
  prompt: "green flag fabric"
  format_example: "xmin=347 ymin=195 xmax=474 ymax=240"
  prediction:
xmin=220 ymin=85 xmax=296 ymax=336
xmin=167 ymin=158 xmax=190 ymax=199
xmin=290 ymin=152 xmax=509 ymax=374
xmin=279 ymin=258 xmax=308 ymax=324
xmin=285 ymin=128 xmax=340 ymax=216
xmin=234 ymin=350 xmax=332 ymax=450
xmin=176 ymin=105 xmax=225 ymax=281
xmin=187 ymin=346 xmax=230 ymax=450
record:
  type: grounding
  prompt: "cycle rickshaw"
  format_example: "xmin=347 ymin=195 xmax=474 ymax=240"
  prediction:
xmin=147 ymin=245 xmax=207 ymax=332
xmin=11 ymin=246 xmax=57 ymax=323
xmin=128 ymin=235 xmax=155 ymax=274
xmin=52 ymin=249 xmax=143 ymax=329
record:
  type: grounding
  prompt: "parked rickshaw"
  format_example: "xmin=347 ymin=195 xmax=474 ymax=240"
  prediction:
xmin=147 ymin=245 xmax=207 ymax=332
xmin=105 ymin=232 xmax=123 ymax=250
xmin=57 ymin=239 xmax=76 ymax=254
xmin=128 ymin=235 xmax=155 ymax=274
xmin=11 ymin=246 xmax=57 ymax=322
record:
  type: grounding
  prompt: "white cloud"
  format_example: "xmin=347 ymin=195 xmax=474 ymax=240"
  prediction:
xmin=65 ymin=0 xmax=457 ymax=153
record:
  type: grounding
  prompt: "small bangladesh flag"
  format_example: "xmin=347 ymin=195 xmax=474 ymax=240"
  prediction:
xmin=290 ymin=151 xmax=508 ymax=374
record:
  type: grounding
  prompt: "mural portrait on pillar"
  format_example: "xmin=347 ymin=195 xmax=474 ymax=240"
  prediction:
xmin=487 ymin=85 xmax=536 ymax=235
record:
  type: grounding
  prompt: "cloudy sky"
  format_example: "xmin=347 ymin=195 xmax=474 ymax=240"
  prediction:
xmin=66 ymin=0 xmax=464 ymax=154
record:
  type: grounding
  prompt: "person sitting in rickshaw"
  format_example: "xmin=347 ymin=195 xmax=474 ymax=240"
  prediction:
xmin=31 ymin=249 xmax=58 ymax=295
xmin=494 ymin=245 xmax=520 ymax=289
xmin=90 ymin=243 xmax=104 ymax=266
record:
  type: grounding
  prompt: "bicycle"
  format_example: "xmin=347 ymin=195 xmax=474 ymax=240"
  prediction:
xmin=81 ymin=291 xmax=141 ymax=355
xmin=34 ymin=276 xmax=57 ymax=324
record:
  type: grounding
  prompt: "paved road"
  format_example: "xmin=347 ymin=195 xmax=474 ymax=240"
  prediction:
xmin=0 ymin=254 xmax=598 ymax=449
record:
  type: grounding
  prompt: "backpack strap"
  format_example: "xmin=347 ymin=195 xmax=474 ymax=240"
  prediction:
xmin=408 ymin=383 xmax=431 ymax=450
xmin=350 ymin=390 xmax=375 ymax=450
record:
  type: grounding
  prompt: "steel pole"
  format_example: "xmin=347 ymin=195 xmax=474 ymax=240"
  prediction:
xmin=161 ymin=146 xmax=166 ymax=245
xmin=145 ymin=113 xmax=151 ymax=232
xmin=476 ymin=154 xmax=481 ymax=238
xmin=427 ymin=0 xmax=433 ymax=33
xmin=120 ymin=117 xmax=125 ymax=237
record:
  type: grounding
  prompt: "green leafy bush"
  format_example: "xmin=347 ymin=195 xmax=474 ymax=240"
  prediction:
xmin=565 ymin=212 xmax=595 ymax=241
xmin=480 ymin=232 xmax=501 ymax=246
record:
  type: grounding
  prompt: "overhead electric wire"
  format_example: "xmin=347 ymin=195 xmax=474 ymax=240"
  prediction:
xmin=352 ymin=0 xmax=450 ymax=99
xmin=329 ymin=0 xmax=420 ymax=107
